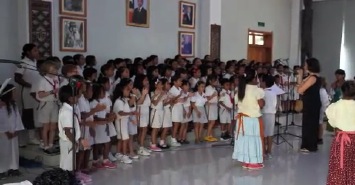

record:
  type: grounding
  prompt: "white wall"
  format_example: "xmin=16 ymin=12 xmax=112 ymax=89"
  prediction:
xmin=52 ymin=0 xmax=206 ymax=64
xmin=0 ymin=0 xmax=19 ymax=82
xmin=221 ymin=0 xmax=292 ymax=62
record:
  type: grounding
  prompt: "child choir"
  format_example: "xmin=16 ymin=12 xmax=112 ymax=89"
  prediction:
xmin=2 ymin=43 xmax=350 ymax=184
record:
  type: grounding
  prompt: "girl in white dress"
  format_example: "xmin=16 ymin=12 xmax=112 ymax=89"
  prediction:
xmin=191 ymin=81 xmax=208 ymax=143
xmin=150 ymin=79 xmax=166 ymax=151
xmin=205 ymin=74 xmax=219 ymax=142
xmin=169 ymin=75 xmax=184 ymax=147
xmin=0 ymin=84 xmax=24 ymax=179
xmin=90 ymin=85 xmax=116 ymax=169
xmin=112 ymin=79 xmax=137 ymax=164
xmin=133 ymin=75 xmax=152 ymax=154
xmin=98 ymin=77 xmax=118 ymax=162
xmin=161 ymin=79 xmax=173 ymax=148
xmin=179 ymin=80 xmax=193 ymax=144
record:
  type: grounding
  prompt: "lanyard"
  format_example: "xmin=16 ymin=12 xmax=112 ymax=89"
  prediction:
xmin=43 ymin=76 xmax=59 ymax=98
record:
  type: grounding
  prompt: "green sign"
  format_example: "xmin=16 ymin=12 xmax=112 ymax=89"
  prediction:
xmin=258 ymin=22 xmax=265 ymax=27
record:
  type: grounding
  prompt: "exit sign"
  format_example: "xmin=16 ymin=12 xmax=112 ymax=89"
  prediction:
xmin=258 ymin=22 xmax=265 ymax=27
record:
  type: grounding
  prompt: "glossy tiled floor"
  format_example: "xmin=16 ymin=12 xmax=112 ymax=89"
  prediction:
xmin=1 ymin=114 xmax=331 ymax=185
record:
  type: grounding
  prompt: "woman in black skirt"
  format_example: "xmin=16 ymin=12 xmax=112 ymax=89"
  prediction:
xmin=296 ymin=58 xmax=321 ymax=153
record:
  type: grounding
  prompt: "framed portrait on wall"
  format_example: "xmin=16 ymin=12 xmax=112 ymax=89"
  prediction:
xmin=178 ymin=31 xmax=195 ymax=58
xmin=126 ymin=0 xmax=150 ymax=28
xmin=60 ymin=17 xmax=87 ymax=52
xmin=179 ymin=1 xmax=196 ymax=29
xmin=60 ymin=0 xmax=87 ymax=17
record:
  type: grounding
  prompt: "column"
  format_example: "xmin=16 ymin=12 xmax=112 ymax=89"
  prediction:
xmin=289 ymin=0 xmax=302 ymax=67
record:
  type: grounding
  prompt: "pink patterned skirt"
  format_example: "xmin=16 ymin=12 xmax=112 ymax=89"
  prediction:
xmin=327 ymin=132 xmax=355 ymax=185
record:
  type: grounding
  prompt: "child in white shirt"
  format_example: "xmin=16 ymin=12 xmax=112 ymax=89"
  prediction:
xmin=318 ymin=77 xmax=330 ymax=144
xmin=260 ymin=75 xmax=277 ymax=158
xmin=90 ymin=85 xmax=116 ymax=169
xmin=169 ymin=76 xmax=184 ymax=147
xmin=205 ymin=75 xmax=219 ymax=142
xmin=219 ymin=78 xmax=233 ymax=141
xmin=179 ymin=80 xmax=193 ymax=144
xmin=191 ymin=81 xmax=208 ymax=143
xmin=35 ymin=61 xmax=60 ymax=153
xmin=58 ymin=85 xmax=89 ymax=172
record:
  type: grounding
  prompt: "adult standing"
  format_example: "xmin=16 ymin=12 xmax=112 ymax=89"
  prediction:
xmin=14 ymin=43 xmax=40 ymax=145
xmin=132 ymin=0 xmax=147 ymax=24
xmin=297 ymin=58 xmax=321 ymax=153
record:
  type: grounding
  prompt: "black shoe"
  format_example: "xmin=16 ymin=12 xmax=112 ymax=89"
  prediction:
xmin=317 ymin=139 xmax=323 ymax=145
xmin=0 ymin=172 xmax=7 ymax=180
xmin=220 ymin=132 xmax=227 ymax=141
xmin=182 ymin=140 xmax=190 ymax=144
xmin=225 ymin=133 xmax=232 ymax=139
xmin=158 ymin=144 xmax=170 ymax=149
xmin=44 ymin=147 xmax=60 ymax=155
xmin=7 ymin=169 xmax=21 ymax=177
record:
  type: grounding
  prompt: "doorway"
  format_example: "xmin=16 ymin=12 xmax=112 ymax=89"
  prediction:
xmin=247 ymin=30 xmax=273 ymax=63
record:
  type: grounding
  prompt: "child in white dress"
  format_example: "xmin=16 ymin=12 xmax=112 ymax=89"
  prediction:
xmin=90 ymin=85 xmax=116 ymax=169
xmin=0 ymin=84 xmax=24 ymax=179
xmin=98 ymin=77 xmax=118 ymax=162
xmin=179 ymin=80 xmax=193 ymax=144
xmin=191 ymin=81 xmax=208 ymax=143
xmin=169 ymin=76 xmax=184 ymax=147
xmin=205 ymin=75 xmax=219 ymax=142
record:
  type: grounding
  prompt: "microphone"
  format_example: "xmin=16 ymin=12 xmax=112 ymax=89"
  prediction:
xmin=0 ymin=59 xmax=23 ymax=65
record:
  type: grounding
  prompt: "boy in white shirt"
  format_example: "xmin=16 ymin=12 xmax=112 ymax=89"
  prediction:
xmin=58 ymin=85 xmax=89 ymax=172
xmin=260 ymin=75 xmax=277 ymax=158
xmin=219 ymin=78 xmax=233 ymax=140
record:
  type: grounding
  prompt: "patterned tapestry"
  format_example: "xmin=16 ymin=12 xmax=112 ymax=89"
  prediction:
xmin=29 ymin=0 xmax=52 ymax=59
xmin=210 ymin=24 xmax=221 ymax=60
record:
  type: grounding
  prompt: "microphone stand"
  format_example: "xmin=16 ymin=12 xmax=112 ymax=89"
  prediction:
xmin=9 ymin=62 xmax=81 ymax=175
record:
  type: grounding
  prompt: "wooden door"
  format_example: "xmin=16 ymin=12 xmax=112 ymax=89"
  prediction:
xmin=247 ymin=30 xmax=273 ymax=63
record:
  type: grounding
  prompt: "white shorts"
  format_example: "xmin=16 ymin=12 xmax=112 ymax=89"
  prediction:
xmin=138 ymin=107 xmax=150 ymax=128
xmin=206 ymin=103 xmax=218 ymax=121
xmin=94 ymin=124 xmax=110 ymax=144
xmin=115 ymin=118 xmax=129 ymax=140
xmin=219 ymin=108 xmax=232 ymax=124
xmin=59 ymin=140 xmax=74 ymax=171
xmin=193 ymin=106 xmax=208 ymax=124
xmin=163 ymin=107 xmax=172 ymax=128
xmin=108 ymin=122 xmax=117 ymax=137
xmin=262 ymin=113 xmax=275 ymax=137
xmin=171 ymin=104 xmax=184 ymax=123
xmin=128 ymin=116 xmax=138 ymax=135
xmin=150 ymin=109 xmax=163 ymax=128
xmin=38 ymin=101 xmax=59 ymax=124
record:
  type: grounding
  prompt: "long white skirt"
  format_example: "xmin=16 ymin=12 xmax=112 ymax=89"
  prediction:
xmin=0 ymin=134 xmax=19 ymax=173
xmin=232 ymin=115 xmax=263 ymax=164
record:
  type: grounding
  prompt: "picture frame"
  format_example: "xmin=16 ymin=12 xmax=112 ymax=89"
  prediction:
xmin=178 ymin=31 xmax=195 ymax=58
xmin=60 ymin=17 xmax=87 ymax=52
xmin=126 ymin=0 xmax=150 ymax=28
xmin=179 ymin=1 xmax=196 ymax=29
xmin=60 ymin=0 xmax=87 ymax=17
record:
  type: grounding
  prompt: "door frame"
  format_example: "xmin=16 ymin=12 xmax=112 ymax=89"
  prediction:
xmin=247 ymin=29 xmax=273 ymax=63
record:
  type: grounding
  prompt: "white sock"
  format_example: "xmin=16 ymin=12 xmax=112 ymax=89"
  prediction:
xmin=160 ymin=140 xmax=165 ymax=146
